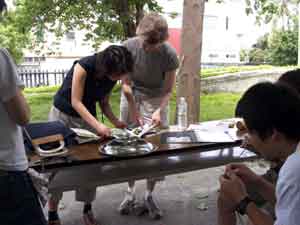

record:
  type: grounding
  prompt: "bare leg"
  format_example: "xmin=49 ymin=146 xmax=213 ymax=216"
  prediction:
xmin=128 ymin=180 xmax=136 ymax=193
xmin=146 ymin=179 xmax=156 ymax=195
xmin=119 ymin=180 xmax=136 ymax=215
xmin=48 ymin=198 xmax=61 ymax=225
xmin=144 ymin=179 xmax=162 ymax=219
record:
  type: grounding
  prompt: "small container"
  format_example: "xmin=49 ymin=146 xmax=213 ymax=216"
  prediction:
xmin=177 ymin=97 xmax=188 ymax=130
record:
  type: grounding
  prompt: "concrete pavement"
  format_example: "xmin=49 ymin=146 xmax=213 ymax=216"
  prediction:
xmin=47 ymin=160 xmax=267 ymax=225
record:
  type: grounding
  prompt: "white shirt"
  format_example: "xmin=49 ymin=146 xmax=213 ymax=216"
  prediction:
xmin=274 ymin=143 xmax=300 ymax=225
xmin=0 ymin=48 xmax=28 ymax=171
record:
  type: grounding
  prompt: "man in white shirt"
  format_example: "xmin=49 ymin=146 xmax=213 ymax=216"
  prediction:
xmin=218 ymin=82 xmax=300 ymax=225
xmin=0 ymin=37 xmax=47 ymax=225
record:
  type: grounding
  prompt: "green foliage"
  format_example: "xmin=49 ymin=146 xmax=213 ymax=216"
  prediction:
xmin=201 ymin=65 xmax=276 ymax=78
xmin=248 ymin=48 xmax=267 ymax=64
xmin=247 ymin=34 xmax=269 ymax=64
xmin=14 ymin=0 xmax=162 ymax=49
xmin=267 ymin=28 xmax=298 ymax=65
xmin=24 ymin=85 xmax=60 ymax=94
xmin=244 ymin=0 xmax=298 ymax=29
xmin=239 ymin=49 xmax=249 ymax=62
xmin=26 ymin=92 xmax=54 ymax=121
xmin=244 ymin=23 xmax=298 ymax=66
xmin=0 ymin=11 xmax=29 ymax=63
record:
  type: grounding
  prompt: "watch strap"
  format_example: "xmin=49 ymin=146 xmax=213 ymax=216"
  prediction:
xmin=235 ymin=196 xmax=253 ymax=215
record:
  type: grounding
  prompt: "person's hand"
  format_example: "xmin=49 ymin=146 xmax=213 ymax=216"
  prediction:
xmin=131 ymin=110 xmax=144 ymax=126
xmin=226 ymin=163 xmax=261 ymax=187
xmin=151 ymin=109 xmax=161 ymax=126
xmin=96 ymin=123 xmax=111 ymax=137
xmin=114 ymin=120 xmax=127 ymax=129
xmin=219 ymin=172 xmax=248 ymax=208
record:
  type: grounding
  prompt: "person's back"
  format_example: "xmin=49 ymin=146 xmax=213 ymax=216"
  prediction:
xmin=0 ymin=48 xmax=47 ymax=225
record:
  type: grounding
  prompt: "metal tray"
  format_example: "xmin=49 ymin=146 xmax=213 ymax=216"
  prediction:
xmin=99 ymin=139 xmax=157 ymax=157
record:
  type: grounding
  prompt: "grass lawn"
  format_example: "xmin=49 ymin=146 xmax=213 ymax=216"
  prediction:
xmin=25 ymin=85 xmax=241 ymax=126
xmin=201 ymin=65 xmax=297 ymax=78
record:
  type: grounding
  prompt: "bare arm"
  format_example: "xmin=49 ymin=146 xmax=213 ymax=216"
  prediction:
xmin=255 ymin=176 xmax=277 ymax=205
xmin=121 ymin=75 xmax=140 ymax=124
xmin=159 ymin=70 xmax=176 ymax=110
xmin=3 ymin=88 xmax=31 ymax=126
xmin=71 ymin=63 xmax=110 ymax=136
xmin=151 ymin=70 xmax=176 ymax=125
xmin=227 ymin=163 xmax=277 ymax=205
xmin=218 ymin=201 xmax=274 ymax=225
xmin=246 ymin=202 xmax=274 ymax=225
xmin=99 ymin=93 xmax=126 ymax=128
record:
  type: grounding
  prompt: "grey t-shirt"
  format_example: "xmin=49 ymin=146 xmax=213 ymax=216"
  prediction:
xmin=0 ymin=48 xmax=28 ymax=171
xmin=275 ymin=149 xmax=300 ymax=225
xmin=124 ymin=37 xmax=179 ymax=98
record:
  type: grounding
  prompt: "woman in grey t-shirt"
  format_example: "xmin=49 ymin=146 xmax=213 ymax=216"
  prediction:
xmin=120 ymin=13 xmax=179 ymax=219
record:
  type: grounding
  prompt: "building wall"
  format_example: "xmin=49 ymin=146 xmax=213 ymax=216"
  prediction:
xmin=20 ymin=0 xmax=270 ymax=69
xmin=161 ymin=0 xmax=270 ymax=64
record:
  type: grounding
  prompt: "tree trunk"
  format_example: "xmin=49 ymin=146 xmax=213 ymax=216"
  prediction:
xmin=176 ymin=0 xmax=205 ymax=125
xmin=135 ymin=2 xmax=145 ymax=27
xmin=114 ymin=0 xmax=137 ymax=38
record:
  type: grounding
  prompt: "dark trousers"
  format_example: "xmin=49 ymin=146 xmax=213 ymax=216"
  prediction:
xmin=0 ymin=170 xmax=47 ymax=225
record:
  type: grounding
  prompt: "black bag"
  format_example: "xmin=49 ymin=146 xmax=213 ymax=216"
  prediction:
xmin=23 ymin=121 xmax=76 ymax=153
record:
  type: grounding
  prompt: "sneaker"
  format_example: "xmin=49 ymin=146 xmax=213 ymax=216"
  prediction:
xmin=133 ymin=201 xmax=148 ymax=216
xmin=118 ymin=191 xmax=136 ymax=215
xmin=144 ymin=195 xmax=163 ymax=220
xmin=82 ymin=210 xmax=100 ymax=225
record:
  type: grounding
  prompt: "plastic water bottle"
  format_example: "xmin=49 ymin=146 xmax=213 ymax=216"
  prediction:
xmin=177 ymin=97 xmax=188 ymax=130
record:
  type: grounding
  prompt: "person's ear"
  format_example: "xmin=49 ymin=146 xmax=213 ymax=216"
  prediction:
xmin=270 ymin=129 xmax=282 ymax=142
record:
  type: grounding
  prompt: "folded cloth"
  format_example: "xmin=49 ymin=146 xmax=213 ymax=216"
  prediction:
xmin=23 ymin=121 xmax=77 ymax=153
xmin=27 ymin=168 xmax=49 ymax=207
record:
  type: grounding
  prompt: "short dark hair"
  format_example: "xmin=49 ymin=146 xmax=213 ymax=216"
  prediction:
xmin=95 ymin=45 xmax=133 ymax=79
xmin=277 ymin=69 xmax=300 ymax=95
xmin=235 ymin=82 xmax=300 ymax=141
xmin=0 ymin=0 xmax=6 ymax=13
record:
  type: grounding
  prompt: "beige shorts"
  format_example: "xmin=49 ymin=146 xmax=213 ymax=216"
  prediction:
xmin=48 ymin=106 xmax=95 ymax=132
xmin=120 ymin=92 xmax=169 ymax=128
xmin=48 ymin=106 xmax=97 ymax=203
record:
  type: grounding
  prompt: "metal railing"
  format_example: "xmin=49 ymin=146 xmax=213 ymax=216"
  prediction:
xmin=18 ymin=69 xmax=67 ymax=88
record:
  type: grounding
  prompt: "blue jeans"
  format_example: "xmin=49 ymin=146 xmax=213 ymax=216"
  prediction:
xmin=0 ymin=170 xmax=47 ymax=225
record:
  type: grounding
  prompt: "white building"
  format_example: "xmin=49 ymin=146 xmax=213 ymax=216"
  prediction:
xmin=21 ymin=0 xmax=270 ymax=69
xmin=160 ymin=0 xmax=270 ymax=65
xmin=21 ymin=30 xmax=97 ymax=70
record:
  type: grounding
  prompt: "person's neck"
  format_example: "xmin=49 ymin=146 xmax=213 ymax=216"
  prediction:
xmin=278 ymin=141 xmax=299 ymax=162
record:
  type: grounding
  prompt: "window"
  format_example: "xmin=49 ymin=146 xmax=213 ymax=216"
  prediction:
xmin=225 ymin=16 xmax=229 ymax=30
xmin=204 ymin=15 xmax=218 ymax=30
xmin=208 ymin=53 xmax=218 ymax=58
xmin=66 ymin=32 xmax=75 ymax=40
xmin=226 ymin=54 xmax=236 ymax=58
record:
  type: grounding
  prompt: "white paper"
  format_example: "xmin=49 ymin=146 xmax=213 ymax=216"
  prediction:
xmin=187 ymin=119 xmax=242 ymax=143
xmin=193 ymin=130 xmax=235 ymax=143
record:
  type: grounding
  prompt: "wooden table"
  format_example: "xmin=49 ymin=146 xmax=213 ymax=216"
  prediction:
xmin=28 ymin=126 xmax=256 ymax=193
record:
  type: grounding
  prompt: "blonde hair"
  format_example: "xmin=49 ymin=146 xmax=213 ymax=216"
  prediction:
xmin=136 ymin=12 xmax=169 ymax=44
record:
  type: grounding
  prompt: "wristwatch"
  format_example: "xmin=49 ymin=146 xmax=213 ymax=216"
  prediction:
xmin=235 ymin=196 xmax=253 ymax=215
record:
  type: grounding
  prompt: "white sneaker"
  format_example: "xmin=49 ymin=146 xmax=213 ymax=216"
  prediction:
xmin=118 ymin=191 xmax=135 ymax=215
xmin=144 ymin=195 xmax=163 ymax=220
